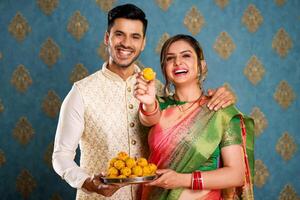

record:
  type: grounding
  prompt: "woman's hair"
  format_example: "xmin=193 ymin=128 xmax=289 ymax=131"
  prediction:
xmin=160 ymin=34 xmax=207 ymax=96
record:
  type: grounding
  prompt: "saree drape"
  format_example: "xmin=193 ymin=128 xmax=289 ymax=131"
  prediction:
xmin=142 ymin=99 xmax=254 ymax=200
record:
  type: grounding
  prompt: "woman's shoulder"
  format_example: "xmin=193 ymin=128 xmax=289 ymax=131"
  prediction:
xmin=216 ymin=105 xmax=240 ymax=116
xmin=213 ymin=105 xmax=242 ymax=123
xmin=215 ymin=105 xmax=253 ymax=125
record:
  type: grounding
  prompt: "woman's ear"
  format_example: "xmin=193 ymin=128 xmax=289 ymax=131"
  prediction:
xmin=200 ymin=60 xmax=207 ymax=75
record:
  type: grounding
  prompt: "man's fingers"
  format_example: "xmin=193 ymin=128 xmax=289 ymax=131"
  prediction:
xmin=97 ymin=184 xmax=109 ymax=189
xmin=207 ymin=88 xmax=216 ymax=96
xmin=99 ymin=172 xmax=106 ymax=177
xmin=212 ymin=94 xmax=230 ymax=111
xmin=221 ymin=100 xmax=233 ymax=109
xmin=207 ymin=92 xmax=224 ymax=109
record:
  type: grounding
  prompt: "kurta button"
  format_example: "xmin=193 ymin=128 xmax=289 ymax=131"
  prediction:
xmin=127 ymin=87 xmax=131 ymax=92
xmin=131 ymin=139 xmax=136 ymax=145
xmin=129 ymin=104 xmax=133 ymax=109
xmin=130 ymin=122 xmax=135 ymax=127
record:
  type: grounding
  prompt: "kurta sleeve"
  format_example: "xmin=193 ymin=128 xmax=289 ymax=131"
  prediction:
xmin=52 ymin=85 xmax=90 ymax=189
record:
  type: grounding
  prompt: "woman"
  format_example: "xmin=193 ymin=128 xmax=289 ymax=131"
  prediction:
xmin=134 ymin=34 xmax=254 ymax=200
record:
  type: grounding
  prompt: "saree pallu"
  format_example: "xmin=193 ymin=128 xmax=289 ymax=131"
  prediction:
xmin=142 ymin=104 xmax=254 ymax=200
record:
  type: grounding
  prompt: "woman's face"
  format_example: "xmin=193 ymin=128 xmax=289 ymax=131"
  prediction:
xmin=164 ymin=40 xmax=199 ymax=86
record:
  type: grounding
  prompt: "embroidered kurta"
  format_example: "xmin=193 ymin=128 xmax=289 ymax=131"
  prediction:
xmin=52 ymin=63 xmax=162 ymax=200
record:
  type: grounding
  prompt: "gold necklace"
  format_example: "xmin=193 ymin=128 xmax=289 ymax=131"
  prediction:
xmin=175 ymin=95 xmax=202 ymax=112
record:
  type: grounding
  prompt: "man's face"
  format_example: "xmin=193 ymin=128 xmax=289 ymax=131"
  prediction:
xmin=105 ymin=18 xmax=146 ymax=68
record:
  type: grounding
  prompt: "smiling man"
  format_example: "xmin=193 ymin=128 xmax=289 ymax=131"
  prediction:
xmin=52 ymin=3 xmax=236 ymax=200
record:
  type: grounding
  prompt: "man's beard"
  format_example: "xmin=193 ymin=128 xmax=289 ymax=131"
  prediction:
xmin=107 ymin=44 xmax=141 ymax=68
xmin=111 ymin=53 xmax=140 ymax=69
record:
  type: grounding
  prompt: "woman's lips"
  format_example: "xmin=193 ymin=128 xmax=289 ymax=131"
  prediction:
xmin=174 ymin=69 xmax=188 ymax=75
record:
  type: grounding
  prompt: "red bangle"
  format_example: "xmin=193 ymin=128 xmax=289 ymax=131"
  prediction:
xmin=139 ymin=100 xmax=158 ymax=116
xmin=191 ymin=171 xmax=203 ymax=190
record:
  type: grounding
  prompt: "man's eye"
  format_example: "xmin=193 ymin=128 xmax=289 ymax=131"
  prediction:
xmin=133 ymin=36 xmax=141 ymax=40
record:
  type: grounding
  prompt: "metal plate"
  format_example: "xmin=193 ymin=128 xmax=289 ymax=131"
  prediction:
xmin=100 ymin=175 xmax=157 ymax=184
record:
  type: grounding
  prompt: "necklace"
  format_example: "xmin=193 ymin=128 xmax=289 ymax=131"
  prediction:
xmin=175 ymin=95 xmax=203 ymax=112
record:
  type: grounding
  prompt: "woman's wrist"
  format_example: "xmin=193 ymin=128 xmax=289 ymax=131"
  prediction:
xmin=140 ymin=100 xmax=158 ymax=116
xmin=176 ymin=173 xmax=193 ymax=188
xmin=191 ymin=171 xmax=204 ymax=190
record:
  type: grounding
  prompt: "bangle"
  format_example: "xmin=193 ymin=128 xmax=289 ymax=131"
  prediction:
xmin=191 ymin=171 xmax=203 ymax=190
xmin=139 ymin=100 xmax=158 ymax=116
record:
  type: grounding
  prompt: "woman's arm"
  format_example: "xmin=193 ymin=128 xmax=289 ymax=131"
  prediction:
xmin=139 ymin=99 xmax=161 ymax=126
xmin=200 ymin=144 xmax=245 ymax=188
xmin=134 ymin=72 xmax=161 ymax=126
xmin=147 ymin=144 xmax=244 ymax=189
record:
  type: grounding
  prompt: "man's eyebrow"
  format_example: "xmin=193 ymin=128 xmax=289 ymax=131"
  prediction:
xmin=114 ymin=30 xmax=124 ymax=34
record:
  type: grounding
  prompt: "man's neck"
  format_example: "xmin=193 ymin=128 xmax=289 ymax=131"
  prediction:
xmin=107 ymin=62 xmax=136 ymax=81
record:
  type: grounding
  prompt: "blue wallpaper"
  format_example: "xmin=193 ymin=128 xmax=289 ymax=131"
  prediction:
xmin=0 ymin=0 xmax=299 ymax=199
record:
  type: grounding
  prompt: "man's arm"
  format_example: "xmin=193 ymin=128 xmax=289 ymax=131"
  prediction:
xmin=52 ymin=85 xmax=122 ymax=196
xmin=52 ymin=85 xmax=89 ymax=188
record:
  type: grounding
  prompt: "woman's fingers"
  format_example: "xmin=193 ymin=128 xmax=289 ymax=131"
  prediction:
xmin=156 ymin=169 xmax=170 ymax=175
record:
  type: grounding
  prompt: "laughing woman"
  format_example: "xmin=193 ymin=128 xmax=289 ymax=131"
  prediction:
xmin=134 ymin=34 xmax=254 ymax=200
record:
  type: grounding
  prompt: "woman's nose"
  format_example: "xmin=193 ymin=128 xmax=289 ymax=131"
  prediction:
xmin=174 ymin=56 xmax=181 ymax=66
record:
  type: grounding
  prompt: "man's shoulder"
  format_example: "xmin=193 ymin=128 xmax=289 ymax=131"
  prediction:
xmin=74 ymin=69 xmax=103 ymax=87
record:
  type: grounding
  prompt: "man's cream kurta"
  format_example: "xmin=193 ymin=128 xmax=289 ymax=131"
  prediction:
xmin=53 ymin=63 xmax=163 ymax=200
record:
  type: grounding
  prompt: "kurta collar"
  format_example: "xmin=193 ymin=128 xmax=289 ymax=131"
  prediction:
xmin=101 ymin=62 xmax=141 ymax=82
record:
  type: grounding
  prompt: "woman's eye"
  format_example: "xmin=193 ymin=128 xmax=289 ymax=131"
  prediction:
xmin=166 ymin=57 xmax=174 ymax=61
xmin=183 ymin=54 xmax=191 ymax=58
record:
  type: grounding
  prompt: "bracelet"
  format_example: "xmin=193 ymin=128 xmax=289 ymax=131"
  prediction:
xmin=139 ymin=100 xmax=158 ymax=116
xmin=191 ymin=171 xmax=203 ymax=190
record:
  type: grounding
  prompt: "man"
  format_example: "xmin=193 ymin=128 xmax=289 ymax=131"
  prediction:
xmin=52 ymin=4 xmax=235 ymax=200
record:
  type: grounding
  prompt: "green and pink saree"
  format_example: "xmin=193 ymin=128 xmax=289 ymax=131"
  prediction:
xmin=142 ymin=96 xmax=254 ymax=200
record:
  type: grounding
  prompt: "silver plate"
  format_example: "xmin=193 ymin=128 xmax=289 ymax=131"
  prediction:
xmin=101 ymin=175 xmax=157 ymax=184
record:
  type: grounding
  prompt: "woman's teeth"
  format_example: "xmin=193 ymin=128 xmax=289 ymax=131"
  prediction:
xmin=174 ymin=69 xmax=188 ymax=74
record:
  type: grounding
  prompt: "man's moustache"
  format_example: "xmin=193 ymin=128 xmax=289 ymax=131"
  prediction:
xmin=116 ymin=45 xmax=134 ymax=51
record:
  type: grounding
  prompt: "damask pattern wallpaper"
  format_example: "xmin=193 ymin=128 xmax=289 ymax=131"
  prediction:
xmin=0 ymin=0 xmax=299 ymax=199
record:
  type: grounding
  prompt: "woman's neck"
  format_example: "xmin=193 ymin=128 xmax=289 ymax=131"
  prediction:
xmin=174 ymin=85 xmax=202 ymax=102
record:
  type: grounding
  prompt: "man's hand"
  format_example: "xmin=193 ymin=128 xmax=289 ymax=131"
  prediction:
xmin=207 ymin=86 xmax=236 ymax=111
xmin=82 ymin=174 xmax=121 ymax=197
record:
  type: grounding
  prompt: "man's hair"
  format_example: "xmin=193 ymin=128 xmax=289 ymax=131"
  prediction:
xmin=107 ymin=3 xmax=148 ymax=35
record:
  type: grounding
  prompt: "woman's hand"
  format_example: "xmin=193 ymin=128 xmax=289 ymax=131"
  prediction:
xmin=134 ymin=71 xmax=156 ymax=106
xmin=146 ymin=169 xmax=191 ymax=189
xmin=82 ymin=174 xmax=125 ymax=197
